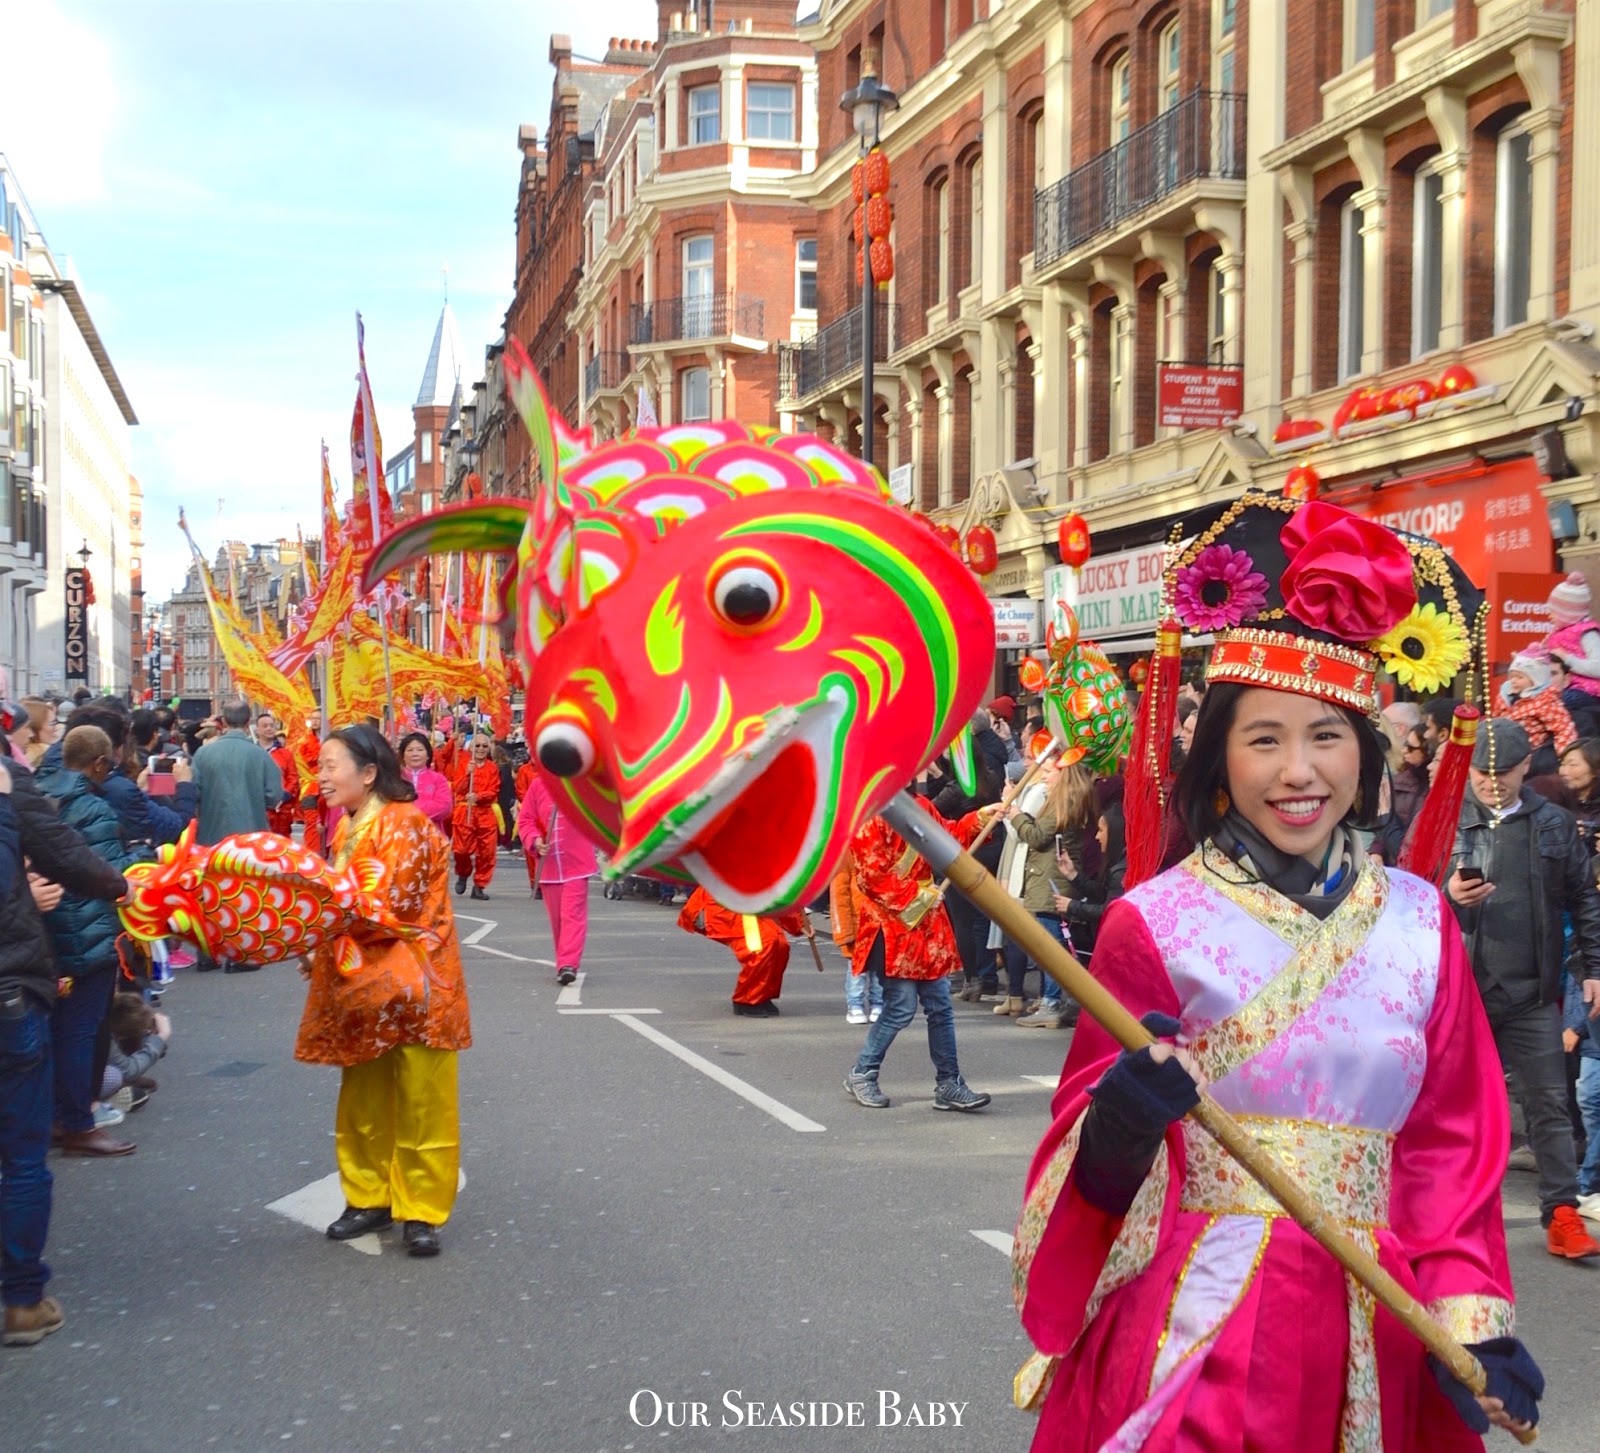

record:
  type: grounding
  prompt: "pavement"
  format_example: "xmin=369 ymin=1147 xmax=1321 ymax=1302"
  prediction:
xmin=4 ymin=854 xmax=1599 ymax=1452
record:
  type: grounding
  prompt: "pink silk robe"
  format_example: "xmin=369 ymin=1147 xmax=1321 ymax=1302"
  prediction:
xmin=1013 ymin=846 xmax=1514 ymax=1453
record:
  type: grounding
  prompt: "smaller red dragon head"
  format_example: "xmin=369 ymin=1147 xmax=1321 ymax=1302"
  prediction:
xmin=118 ymin=822 xmax=215 ymax=957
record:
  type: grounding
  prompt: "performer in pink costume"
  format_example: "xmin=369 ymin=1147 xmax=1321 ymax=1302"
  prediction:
xmin=1540 ymin=571 xmax=1600 ymax=698
xmin=1012 ymin=495 xmax=1541 ymax=1450
xmin=518 ymin=772 xmax=597 ymax=987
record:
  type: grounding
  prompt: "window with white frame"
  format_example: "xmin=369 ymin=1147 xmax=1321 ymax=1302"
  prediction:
xmin=1339 ymin=198 xmax=1366 ymax=380
xmin=420 ymin=432 xmax=433 ymax=465
xmin=968 ymin=156 xmax=983 ymax=288
xmin=935 ymin=179 xmax=950 ymax=302
xmin=1421 ymin=0 xmax=1452 ymax=19
xmin=1109 ymin=53 xmax=1131 ymax=145
xmin=1110 ymin=306 xmax=1131 ymax=445
xmin=1032 ymin=112 xmax=1047 ymax=192
xmin=688 ymin=84 xmax=720 ymax=145
xmin=747 ymin=83 xmax=795 ymax=142
xmin=1207 ymin=262 xmax=1226 ymax=363
xmin=1214 ymin=0 xmax=1236 ymax=89
xmin=1158 ymin=20 xmax=1181 ymax=113
xmin=795 ymin=238 xmax=817 ymax=312
xmin=1495 ymin=125 xmax=1533 ymax=332
xmin=680 ymin=366 xmax=711 ymax=421
xmin=1347 ymin=0 xmax=1376 ymax=66
xmin=1412 ymin=167 xmax=1444 ymax=357
xmin=683 ymin=234 xmax=715 ymax=336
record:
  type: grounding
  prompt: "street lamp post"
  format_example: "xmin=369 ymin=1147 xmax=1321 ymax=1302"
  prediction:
xmin=840 ymin=50 xmax=898 ymax=474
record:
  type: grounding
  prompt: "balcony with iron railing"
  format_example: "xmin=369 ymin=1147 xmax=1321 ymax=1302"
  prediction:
xmin=629 ymin=295 xmax=766 ymax=347
xmin=1034 ymin=90 xmax=1246 ymax=271
xmin=584 ymin=351 xmax=633 ymax=398
xmin=778 ymin=301 xmax=901 ymax=407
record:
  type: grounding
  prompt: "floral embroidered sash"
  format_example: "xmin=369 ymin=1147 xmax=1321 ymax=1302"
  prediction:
xmin=1178 ymin=844 xmax=1390 ymax=1084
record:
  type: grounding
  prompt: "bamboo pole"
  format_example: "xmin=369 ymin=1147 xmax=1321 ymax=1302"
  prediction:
xmin=879 ymin=791 xmax=1535 ymax=1445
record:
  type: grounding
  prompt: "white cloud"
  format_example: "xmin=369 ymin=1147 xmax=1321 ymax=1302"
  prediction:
xmin=0 ymin=1 xmax=117 ymax=207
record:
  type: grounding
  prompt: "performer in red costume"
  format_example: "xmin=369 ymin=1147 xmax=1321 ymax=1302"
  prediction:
xmin=842 ymin=795 xmax=992 ymax=1112
xmin=296 ymin=711 xmax=326 ymax=856
xmin=450 ymin=734 xmax=500 ymax=900
xmin=1012 ymin=495 xmax=1543 ymax=1449
xmin=677 ymin=887 xmax=807 ymax=1017
xmin=256 ymin=713 xmax=296 ymax=838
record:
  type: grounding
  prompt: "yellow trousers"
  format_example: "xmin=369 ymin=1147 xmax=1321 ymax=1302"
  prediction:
xmin=334 ymin=1045 xmax=460 ymax=1225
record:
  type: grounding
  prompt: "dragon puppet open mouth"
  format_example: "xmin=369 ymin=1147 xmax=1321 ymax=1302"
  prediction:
xmin=606 ymin=685 xmax=850 ymax=915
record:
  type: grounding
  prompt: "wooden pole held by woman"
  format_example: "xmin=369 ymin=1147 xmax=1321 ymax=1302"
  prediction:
xmin=880 ymin=789 xmax=1534 ymax=1444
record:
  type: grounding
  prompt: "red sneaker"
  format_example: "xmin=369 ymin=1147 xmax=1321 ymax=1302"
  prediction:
xmin=1546 ymin=1205 xmax=1600 ymax=1259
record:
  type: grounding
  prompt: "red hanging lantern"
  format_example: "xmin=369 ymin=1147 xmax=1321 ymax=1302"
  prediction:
xmin=1438 ymin=363 xmax=1477 ymax=396
xmin=1018 ymin=656 xmax=1047 ymax=693
xmin=868 ymin=237 xmax=894 ymax=285
xmin=933 ymin=522 xmax=962 ymax=555
xmin=855 ymin=249 xmax=865 ymax=286
xmin=851 ymin=160 xmax=866 ymax=204
xmin=853 ymin=204 xmax=866 ymax=243
xmin=1272 ymin=417 xmax=1323 ymax=444
xmin=866 ymin=195 xmax=893 ymax=240
xmin=964 ymin=523 xmax=998 ymax=576
xmin=1128 ymin=657 xmax=1150 ymax=688
xmin=864 ymin=148 xmax=890 ymax=196
xmin=1057 ymin=513 xmax=1091 ymax=569
xmin=1284 ymin=463 xmax=1321 ymax=501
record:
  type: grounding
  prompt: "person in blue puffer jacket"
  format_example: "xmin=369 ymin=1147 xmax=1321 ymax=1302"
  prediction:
xmin=34 ymin=726 xmax=144 ymax=1157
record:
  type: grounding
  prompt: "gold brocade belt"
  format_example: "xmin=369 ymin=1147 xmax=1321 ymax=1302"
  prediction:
xmin=1179 ymin=1114 xmax=1394 ymax=1228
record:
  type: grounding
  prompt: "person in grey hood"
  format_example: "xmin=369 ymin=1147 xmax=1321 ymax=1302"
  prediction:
xmin=1447 ymin=716 xmax=1600 ymax=1259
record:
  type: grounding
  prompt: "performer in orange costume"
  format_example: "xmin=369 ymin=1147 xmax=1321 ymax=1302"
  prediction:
xmin=513 ymin=756 xmax=540 ymax=895
xmin=677 ymin=886 xmax=808 ymax=1017
xmin=296 ymin=712 xmax=327 ymax=856
xmin=450 ymin=734 xmax=500 ymax=900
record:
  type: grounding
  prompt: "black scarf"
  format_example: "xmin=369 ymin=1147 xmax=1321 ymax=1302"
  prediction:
xmin=1210 ymin=810 xmax=1360 ymax=920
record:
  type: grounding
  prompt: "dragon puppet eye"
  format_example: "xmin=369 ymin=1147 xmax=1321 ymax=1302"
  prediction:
xmin=708 ymin=557 xmax=785 ymax=631
xmin=535 ymin=717 xmax=596 ymax=779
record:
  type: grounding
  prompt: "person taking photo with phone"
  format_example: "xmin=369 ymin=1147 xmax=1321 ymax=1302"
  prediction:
xmin=1447 ymin=716 xmax=1600 ymax=1259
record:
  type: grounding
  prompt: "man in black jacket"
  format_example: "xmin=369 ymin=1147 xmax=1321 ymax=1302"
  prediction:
xmin=0 ymin=756 xmax=128 ymax=1347
xmin=1448 ymin=718 xmax=1600 ymax=1260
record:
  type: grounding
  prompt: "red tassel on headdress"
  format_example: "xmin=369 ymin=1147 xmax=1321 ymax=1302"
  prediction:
xmin=1124 ymin=620 xmax=1183 ymax=888
xmin=1399 ymin=705 xmax=1479 ymax=887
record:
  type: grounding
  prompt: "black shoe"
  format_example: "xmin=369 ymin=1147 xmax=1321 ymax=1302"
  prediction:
xmin=732 ymin=1000 xmax=780 ymax=1017
xmin=454 ymin=875 xmax=467 ymax=895
xmin=470 ymin=886 xmax=489 ymax=900
xmin=556 ymin=968 xmax=577 ymax=986
xmin=403 ymin=1221 xmax=441 ymax=1257
xmin=326 ymin=1205 xmax=392 ymax=1240
xmin=222 ymin=959 xmax=262 ymax=974
xmin=193 ymin=957 xmax=220 ymax=973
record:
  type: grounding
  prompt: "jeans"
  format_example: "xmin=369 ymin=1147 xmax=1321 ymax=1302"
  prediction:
xmin=1577 ymin=1057 xmax=1600 ymax=1196
xmin=0 ymin=996 xmax=54 ymax=1307
xmin=851 ymin=942 xmax=961 ymax=1085
xmin=1003 ymin=915 xmax=1071 ymax=1006
xmin=51 ymin=961 xmax=116 ymax=1135
xmin=945 ymin=891 xmax=996 ymax=986
xmin=844 ymin=960 xmax=885 ymax=1014
xmin=1484 ymin=992 xmax=1579 ymax=1221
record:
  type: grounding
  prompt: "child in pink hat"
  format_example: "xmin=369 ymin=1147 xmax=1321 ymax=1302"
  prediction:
xmin=1542 ymin=572 xmax=1600 ymax=698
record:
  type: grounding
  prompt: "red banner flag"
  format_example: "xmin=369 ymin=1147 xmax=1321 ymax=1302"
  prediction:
xmin=349 ymin=313 xmax=391 ymax=552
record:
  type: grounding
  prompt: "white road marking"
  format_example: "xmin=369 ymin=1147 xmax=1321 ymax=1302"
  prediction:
xmin=557 ymin=1007 xmax=661 ymax=1016
xmin=452 ymin=913 xmax=543 ymax=963
xmin=466 ymin=943 xmax=539 ymax=963
xmin=970 ymin=1229 xmax=1015 ymax=1258
xmin=556 ymin=970 xmax=584 ymax=1007
xmin=266 ymin=1170 xmax=467 ymax=1256
xmin=611 ymin=1013 xmax=826 ymax=1133
xmin=1022 ymin=1074 xmax=1062 ymax=1088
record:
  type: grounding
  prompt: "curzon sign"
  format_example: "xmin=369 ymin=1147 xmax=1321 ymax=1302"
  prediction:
xmin=64 ymin=567 xmax=89 ymax=684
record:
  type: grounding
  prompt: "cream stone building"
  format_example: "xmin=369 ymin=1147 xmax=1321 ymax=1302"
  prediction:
xmin=781 ymin=0 xmax=1600 ymax=682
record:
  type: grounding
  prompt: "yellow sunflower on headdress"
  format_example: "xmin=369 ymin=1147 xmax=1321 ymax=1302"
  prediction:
xmin=1372 ymin=601 xmax=1470 ymax=693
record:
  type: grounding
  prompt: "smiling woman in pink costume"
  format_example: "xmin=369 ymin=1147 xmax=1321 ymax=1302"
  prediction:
xmin=1011 ymin=494 xmax=1543 ymax=1450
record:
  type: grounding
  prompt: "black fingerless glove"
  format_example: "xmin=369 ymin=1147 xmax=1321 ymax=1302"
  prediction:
xmin=1072 ymin=1012 xmax=1200 ymax=1217
xmin=1429 ymin=1336 xmax=1544 ymax=1433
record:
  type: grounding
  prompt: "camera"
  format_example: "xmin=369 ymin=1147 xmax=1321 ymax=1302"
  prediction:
xmin=0 ymin=700 xmax=24 ymax=734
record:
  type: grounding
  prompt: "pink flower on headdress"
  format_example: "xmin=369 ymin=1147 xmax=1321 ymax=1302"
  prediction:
xmin=1279 ymin=501 xmax=1417 ymax=642
xmin=1173 ymin=544 xmax=1269 ymax=632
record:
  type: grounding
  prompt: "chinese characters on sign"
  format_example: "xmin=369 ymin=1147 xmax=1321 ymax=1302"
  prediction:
xmin=991 ymin=598 xmax=1041 ymax=647
xmin=1156 ymin=364 xmax=1244 ymax=430
xmin=64 ymin=567 xmax=89 ymax=684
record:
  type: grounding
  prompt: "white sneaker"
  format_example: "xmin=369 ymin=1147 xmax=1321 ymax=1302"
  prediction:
xmin=92 ymin=1102 xmax=125 ymax=1129
xmin=868 ymin=1007 xmax=882 ymax=1022
xmin=1578 ymin=1192 xmax=1600 ymax=1222
xmin=845 ymin=1007 xmax=868 ymax=1025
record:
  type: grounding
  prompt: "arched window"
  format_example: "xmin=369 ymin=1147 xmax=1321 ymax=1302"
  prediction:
xmin=968 ymin=155 xmax=983 ymax=288
xmin=1109 ymin=53 xmax=1131 ymax=145
xmin=1495 ymin=123 xmax=1533 ymax=332
xmin=1158 ymin=19 xmax=1181 ymax=114
xmin=1339 ymin=197 xmax=1367 ymax=380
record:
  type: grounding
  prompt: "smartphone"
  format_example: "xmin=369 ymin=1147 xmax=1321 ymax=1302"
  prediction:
xmin=1457 ymin=866 xmax=1485 ymax=884
xmin=148 ymin=756 xmax=176 ymax=794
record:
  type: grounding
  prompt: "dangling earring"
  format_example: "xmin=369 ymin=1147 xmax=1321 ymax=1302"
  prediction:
xmin=1213 ymin=787 xmax=1231 ymax=817
xmin=1352 ymin=788 xmax=1365 ymax=819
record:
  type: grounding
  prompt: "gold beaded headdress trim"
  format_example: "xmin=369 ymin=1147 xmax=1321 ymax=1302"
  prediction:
xmin=1205 ymin=628 xmax=1380 ymax=718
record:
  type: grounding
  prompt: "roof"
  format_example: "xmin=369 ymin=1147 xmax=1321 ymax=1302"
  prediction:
xmin=34 ymin=277 xmax=137 ymax=425
xmin=572 ymin=68 xmax=636 ymax=137
xmin=416 ymin=301 xmax=463 ymax=408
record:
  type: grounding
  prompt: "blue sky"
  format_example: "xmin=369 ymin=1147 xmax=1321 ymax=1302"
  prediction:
xmin=2 ymin=0 xmax=658 ymax=601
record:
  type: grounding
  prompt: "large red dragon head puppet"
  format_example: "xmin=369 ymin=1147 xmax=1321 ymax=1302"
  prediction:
xmin=366 ymin=342 xmax=994 ymax=914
